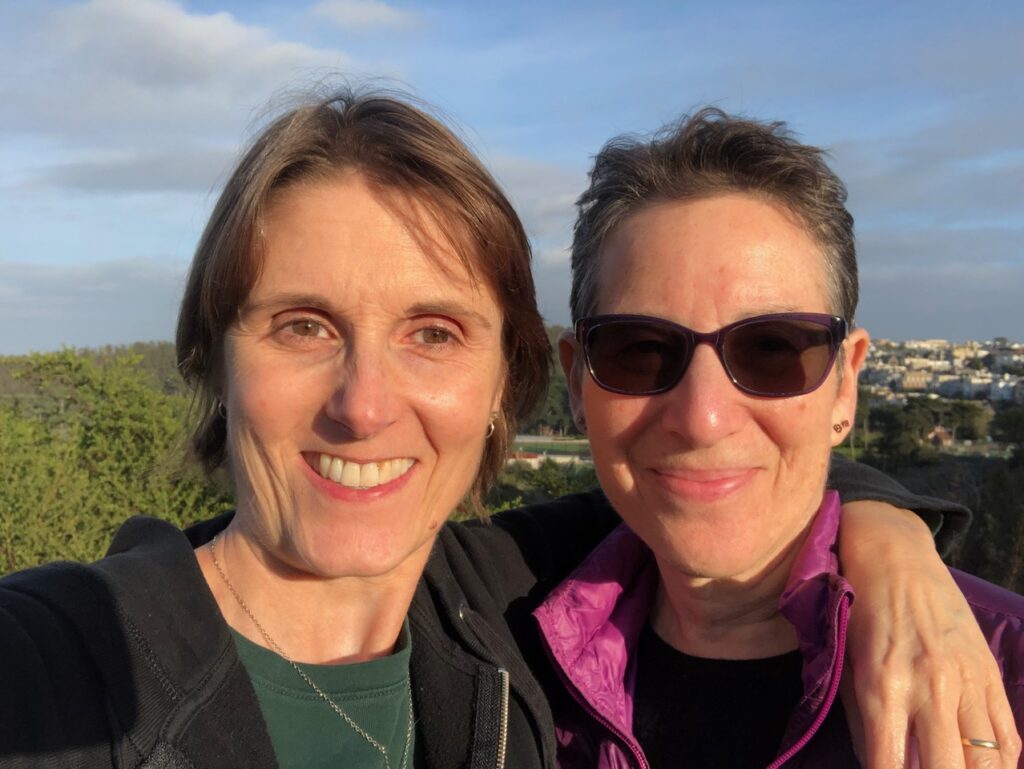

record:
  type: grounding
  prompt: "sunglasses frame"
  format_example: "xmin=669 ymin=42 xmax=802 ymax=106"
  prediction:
xmin=575 ymin=312 xmax=849 ymax=398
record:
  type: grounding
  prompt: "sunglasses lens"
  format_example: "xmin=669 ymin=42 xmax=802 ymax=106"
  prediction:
xmin=724 ymin=319 xmax=836 ymax=396
xmin=585 ymin=320 xmax=689 ymax=394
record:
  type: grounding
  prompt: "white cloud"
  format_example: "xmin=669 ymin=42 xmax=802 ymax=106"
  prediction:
xmin=0 ymin=0 xmax=350 ymax=144
xmin=490 ymin=156 xmax=584 ymax=247
xmin=32 ymin=145 xmax=238 ymax=194
xmin=487 ymin=156 xmax=583 ymax=323
xmin=860 ymin=262 xmax=1024 ymax=344
xmin=312 ymin=0 xmax=419 ymax=31
xmin=0 ymin=258 xmax=186 ymax=354
xmin=855 ymin=226 xmax=1023 ymax=342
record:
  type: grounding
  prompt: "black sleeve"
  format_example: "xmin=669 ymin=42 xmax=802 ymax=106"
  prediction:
xmin=0 ymin=573 xmax=113 ymax=767
xmin=828 ymin=453 xmax=971 ymax=557
xmin=450 ymin=490 xmax=621 ymax=609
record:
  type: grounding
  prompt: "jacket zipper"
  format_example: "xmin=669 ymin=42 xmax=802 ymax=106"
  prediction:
xmin=496 ymin=667 xmax=510 ymax=769
xmin=454 ymin=604 xmax=518 ymax=769
xmin=765 ymin=591 xmax=852 ymax=769
xmin=542 ymin=642 xmax=650 ymax=769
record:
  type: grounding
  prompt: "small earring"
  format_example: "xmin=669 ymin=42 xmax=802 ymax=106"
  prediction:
xmin=832 ymin=419 xmax=850 ymax=433
xmin=576 ymin=414 xmax=587 ymax=431
xmin=485 ymin=412 xmax=498 ymax=439
xmin=217 ymin=401 xmax=227 ymax=420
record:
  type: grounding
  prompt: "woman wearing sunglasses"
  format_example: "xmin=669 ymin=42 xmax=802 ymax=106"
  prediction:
xmin=542 ymin=108 xmax=1024 ymax=768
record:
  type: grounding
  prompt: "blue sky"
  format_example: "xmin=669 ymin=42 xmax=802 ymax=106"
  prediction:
xmin=1 ymin=0 xmax=1021 ymax=354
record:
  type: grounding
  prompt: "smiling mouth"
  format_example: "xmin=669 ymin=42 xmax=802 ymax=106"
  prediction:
xmin=650 ymin=466 xmax=758 ymax=502
xmin=313 ymin=453 xmax=416 ymax=489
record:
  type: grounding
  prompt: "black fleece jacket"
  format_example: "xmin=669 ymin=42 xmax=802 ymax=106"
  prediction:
xmin=0 ymin=458 xmax=968 ymax=769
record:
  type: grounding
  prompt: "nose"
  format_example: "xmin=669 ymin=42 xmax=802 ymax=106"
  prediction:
xmin=323 ymin=347 xmax=399 ymax=439
xmin=658 ymin=343 xmax=744 ymax=448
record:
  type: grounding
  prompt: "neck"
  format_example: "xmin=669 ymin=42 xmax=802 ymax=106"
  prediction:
xmin=196 ymin=521 xmax=426 ymax=665
xmin=650 ymin=546 xmax=801 ymax=660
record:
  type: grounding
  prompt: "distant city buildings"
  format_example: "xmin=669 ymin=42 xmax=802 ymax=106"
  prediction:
xmin=862 ymin=336 xmax=1024 ymax=405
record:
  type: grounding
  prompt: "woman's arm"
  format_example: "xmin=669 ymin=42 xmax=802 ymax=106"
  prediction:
xmin=835 ymin=486 xmax=1021 ymax=768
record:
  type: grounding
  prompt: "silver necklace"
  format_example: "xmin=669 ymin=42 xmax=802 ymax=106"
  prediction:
xmin=208 ymin=534 xmax=414 ymax=769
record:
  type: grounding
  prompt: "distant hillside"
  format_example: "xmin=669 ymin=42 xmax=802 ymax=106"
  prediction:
xmin=0 ymin=341 xmax=186 ymax=401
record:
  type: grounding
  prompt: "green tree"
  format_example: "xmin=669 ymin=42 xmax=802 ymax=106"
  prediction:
xmin=868 ymin=402 xmax=936 ymax=469
xmin=485 ymin=458 xmax=597 ymax=510
xmin=991 ymin=406 xmax=1024 ymax=446
xmin=0 ymin=350 xmax=231 ymax=573
xmin=946 ymin=400 xmax=986 ymax=441
xmin=955 ymin=462 xmax=1024 ymax=594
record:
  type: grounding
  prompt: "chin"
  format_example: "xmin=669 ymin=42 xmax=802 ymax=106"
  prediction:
xmin=646 ymin=518 xmax=770 ymax=578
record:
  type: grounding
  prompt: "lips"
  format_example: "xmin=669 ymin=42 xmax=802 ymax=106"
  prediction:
xmin=648 ymin=466 xmax=758 ymax=502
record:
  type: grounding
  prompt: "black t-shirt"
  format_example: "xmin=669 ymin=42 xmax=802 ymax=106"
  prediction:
xmin=633 ymin=623 xmax=804 ymax=769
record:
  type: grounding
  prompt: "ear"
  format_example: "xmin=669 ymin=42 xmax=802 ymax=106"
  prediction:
xmin=490 ymin=362 xmax=507 ymax=417
xmin=557 ymin=330 xmax=587 ymax=432
xmin=830 ymin=327 xmax=870 ymax=447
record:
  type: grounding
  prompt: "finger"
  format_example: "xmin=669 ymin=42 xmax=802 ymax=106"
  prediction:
xmin=957 ymin=679 xmax=1001 ymax=769
xmin=914 ymin=671 xmax=968 ymax=769
xmin=849 ymin=663 xmax=910 ymax=769
xmin=985 ymin=678 xmax=1022 ymax=769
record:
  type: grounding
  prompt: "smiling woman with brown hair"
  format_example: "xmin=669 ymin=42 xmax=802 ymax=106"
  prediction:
xmin=0 ymin=89 xmax=1016 ymax=769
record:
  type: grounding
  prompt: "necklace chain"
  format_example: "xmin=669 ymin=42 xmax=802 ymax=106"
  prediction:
xmin=208 ymin=535 xmax=414 ymax=769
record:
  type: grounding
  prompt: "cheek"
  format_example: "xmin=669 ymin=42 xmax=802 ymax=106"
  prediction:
xmin=761 ymin=397 xmax=834 ymax=477
xmin=416 ymin=363 xmax=503 ymax=443
xmin=226 ymin=362 xmax=317 ymax=457
xmin=580 ymin=385 xmax=650 ymax=480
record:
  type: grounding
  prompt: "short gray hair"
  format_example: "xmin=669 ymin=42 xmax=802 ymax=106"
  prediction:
xmin=569 ymin=107 xmax=858 ymax=324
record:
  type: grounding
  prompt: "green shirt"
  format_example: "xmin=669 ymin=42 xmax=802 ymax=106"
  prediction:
xmin=232 ymin=624 xmax=415 ymax=769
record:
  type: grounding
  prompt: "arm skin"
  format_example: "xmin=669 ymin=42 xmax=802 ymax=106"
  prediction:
xmin=839 ymin=500 xmax=1022 ymax=769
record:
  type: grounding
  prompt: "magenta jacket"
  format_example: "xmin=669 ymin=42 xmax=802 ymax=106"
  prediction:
xmin=534 ymin=491 xmax=1024 ymax=768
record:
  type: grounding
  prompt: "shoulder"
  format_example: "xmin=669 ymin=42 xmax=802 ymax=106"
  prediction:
xmin=431 ymin=490 xmax=621 ymax=597
xmin=446 ymin=489 xmax=619 ymax=565
xmin=0 ymin=516 xmax=233 ymax=760
xmin=418 ymin=490 xmax=619 ymax=618
xmin=0 ymin=514 xmax=205 ymax=674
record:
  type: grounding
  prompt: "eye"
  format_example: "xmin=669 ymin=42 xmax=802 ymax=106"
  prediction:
xmin=418 ymin=326 xmax=453 ymax=345
xmin=285 ymin=318 xmax=329 ymax=338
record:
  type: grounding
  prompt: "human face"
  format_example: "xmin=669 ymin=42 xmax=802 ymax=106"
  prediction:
xmin=222 ymin=174 xmax=505 ymax=580
xmin=561 ymin=193 xmax=868 ymax=583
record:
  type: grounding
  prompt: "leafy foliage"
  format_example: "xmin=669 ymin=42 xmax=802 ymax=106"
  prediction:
xmin=0 ymin=349 xmax=231 ymax=574
xmin=991 ymin=406 xmax=1024 ymax=449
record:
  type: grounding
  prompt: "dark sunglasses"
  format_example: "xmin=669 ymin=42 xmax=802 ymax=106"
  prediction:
xmin=575 ymin=312 xmax=848 ymax=398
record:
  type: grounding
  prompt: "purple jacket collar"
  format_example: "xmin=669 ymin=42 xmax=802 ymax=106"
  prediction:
xmin=534 ymin=491 xmax=854 ymax=769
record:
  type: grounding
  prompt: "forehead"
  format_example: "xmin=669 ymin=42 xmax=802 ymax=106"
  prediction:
xmin=595 ymin=193 xmax=830 ymax=322
xmin=250 ymin=175 xmax=494 ymax=312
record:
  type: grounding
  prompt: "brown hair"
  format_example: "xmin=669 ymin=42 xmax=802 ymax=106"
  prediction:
xmin=570 ymin=107 xmax=858 ymax=323
xmin=176 ymin=87 xmax=550 ymax=511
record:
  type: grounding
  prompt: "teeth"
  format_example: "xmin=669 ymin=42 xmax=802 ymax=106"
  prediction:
xmin=329 ymin=457 xmax=344 ymax=483
xmin=341 ymin=461 xmax=360 ymax=487
xmin=316 ymin=454 xmax=414 ymax=489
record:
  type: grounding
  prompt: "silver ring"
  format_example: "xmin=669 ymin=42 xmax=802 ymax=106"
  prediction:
xmin=961 ymin=737 xmax=1000 ymax=750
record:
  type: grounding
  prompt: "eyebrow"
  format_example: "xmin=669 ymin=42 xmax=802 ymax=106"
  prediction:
xmin=736 ymin=304 xmax=805 ymax=319
xmin=240 ymin=293 xmax=333 ymax=316
xmin=241 ymin=295 xmax=494 ymax=329
xmin=406 ymin=301 xmax=494 ymax=330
